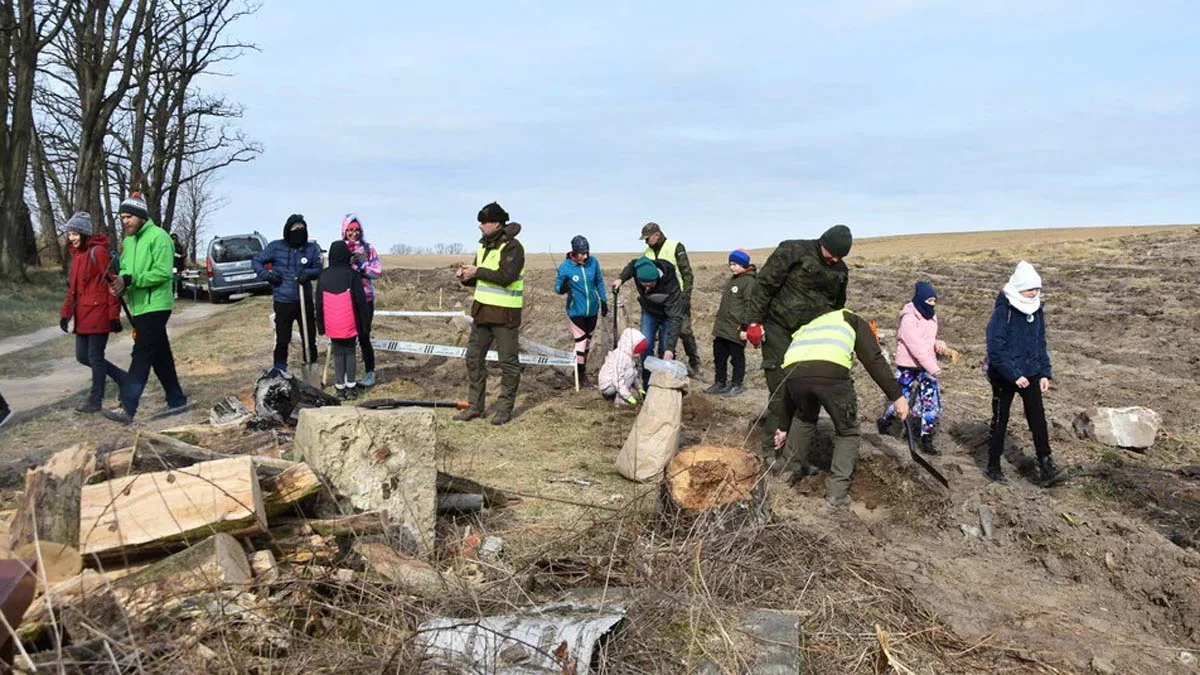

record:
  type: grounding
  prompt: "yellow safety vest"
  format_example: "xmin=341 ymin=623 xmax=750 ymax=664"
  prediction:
xmin=782 ymin=309 xmax=856 ymax=369
xmin=644 ymin=238 xmax=685 ymax=291
xmin=474 ymin=242 xmax=524 ymax=308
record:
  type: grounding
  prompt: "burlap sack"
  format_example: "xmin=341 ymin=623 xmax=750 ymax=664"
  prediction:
xmin=615 ymin=369 xmax=689 ymax=481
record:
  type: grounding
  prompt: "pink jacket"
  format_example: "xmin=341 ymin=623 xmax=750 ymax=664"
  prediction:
xmin=321 ymin=289 xmax=358 ymax=339
xmin=599 ymin=328 xmax=646 ymax=400
xmin=894 ymin=302 xmax=940 ymax=375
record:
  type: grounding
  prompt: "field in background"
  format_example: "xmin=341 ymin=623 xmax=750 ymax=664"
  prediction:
xmin=380 ymin=223 xmax=1196 ymax=270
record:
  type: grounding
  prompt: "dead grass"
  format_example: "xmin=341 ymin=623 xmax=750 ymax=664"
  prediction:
xmin=0 ymin=268 xmax=66 ymax=339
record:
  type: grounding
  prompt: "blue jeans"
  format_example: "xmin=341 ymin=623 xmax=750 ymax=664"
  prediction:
xmin=75 ymin=333 xmax=126 ymax=405
xmin=640 ymin=310 xmax=671 ymax=389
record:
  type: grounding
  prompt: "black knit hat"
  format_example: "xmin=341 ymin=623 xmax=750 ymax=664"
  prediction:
xmin=477 ymin=202 xmax=509 ymax=224
xmin=819 ymin=224 xmax=853 ymax=258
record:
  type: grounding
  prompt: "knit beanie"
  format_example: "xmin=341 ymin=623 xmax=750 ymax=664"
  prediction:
xmin=64 ymin=212 xmax=93 ymax=237
xmin=819 ymin=224 xmax=853 ymax=258
xmin=912 ymin=280 xmax=937 ymax=319
xmin=478 ymin=202 xmax=509 ymax=224
xmin=1007 ymin=260 xmax=1042 ymax=291
xmin=571 ymin=235 xmax=590 ymax=255
xmin=728 ymin=249 xmax=751 ymax=267
xmin=118 ymin=192 xmax=149 ymax=220
xmin=633 ymin=256 xmax=660 ymax=283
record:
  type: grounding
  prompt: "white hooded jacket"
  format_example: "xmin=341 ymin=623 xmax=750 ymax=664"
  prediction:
xmin=598 ymin=328 xmax=646 ymax=401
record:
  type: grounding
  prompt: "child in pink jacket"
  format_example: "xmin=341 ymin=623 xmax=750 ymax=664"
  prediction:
xmin=878 ymin=281 xmax=947 ymax=454
xmin=598 ymin=328 xmax=648 ymax=406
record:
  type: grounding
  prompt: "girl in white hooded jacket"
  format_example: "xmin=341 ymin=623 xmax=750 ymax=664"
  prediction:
xmin=598 ymin=328 xmax=648 ymax=406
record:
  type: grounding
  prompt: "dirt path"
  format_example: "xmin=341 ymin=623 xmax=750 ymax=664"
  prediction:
xmin=0 ymin=301 xmax=227 ymax=415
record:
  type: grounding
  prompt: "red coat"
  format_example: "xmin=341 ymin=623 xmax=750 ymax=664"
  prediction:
xmin=61 ymin=234 xmax=120 ymax=335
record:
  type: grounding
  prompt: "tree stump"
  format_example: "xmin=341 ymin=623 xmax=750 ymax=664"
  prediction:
xmin=662 ymin=445 xmax=770 ymax=531
xmin=252 ymin=371 xmax=341 ymax=427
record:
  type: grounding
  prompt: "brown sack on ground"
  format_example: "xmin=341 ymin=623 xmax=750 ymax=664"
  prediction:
xmin=615 ymin=368 xmax=689 ymax=482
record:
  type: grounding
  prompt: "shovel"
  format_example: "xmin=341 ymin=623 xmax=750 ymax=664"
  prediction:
xmin=903 ymin=390 xmax=949 ymax=488
xmin=296 ymin=281 xmax=321 ymax=387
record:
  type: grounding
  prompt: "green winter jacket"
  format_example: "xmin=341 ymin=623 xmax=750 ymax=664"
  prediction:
xmin=713 ymin=267 xmax=757 ymax=343
xmin=742 ymin=239 xmax=847 ymax=334
xmin=118 ymin=219 xmax=175 ymax=316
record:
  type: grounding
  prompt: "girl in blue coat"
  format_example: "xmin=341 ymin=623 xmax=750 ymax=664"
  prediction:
xmin=985 ymin=261 xmax=1064 ymax=486
xmin=554 ymin=235 xmax=608 ymax=387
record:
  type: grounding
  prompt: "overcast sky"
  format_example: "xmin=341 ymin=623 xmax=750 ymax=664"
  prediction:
xmin=205 ymin=0 xmax=1199 ymax=253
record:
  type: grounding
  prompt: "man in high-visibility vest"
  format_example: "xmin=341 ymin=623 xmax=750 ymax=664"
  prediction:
xmin=453 ymin=202 xmax=525 ymax=426
xmin=638 ymin=222 xmax=702 ymax=374
xmin=772 ymin=308 xmax=910 ymax=510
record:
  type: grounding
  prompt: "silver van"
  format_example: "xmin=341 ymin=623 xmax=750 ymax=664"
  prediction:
xmin=205 ymin=232 xmax=271 ymax=303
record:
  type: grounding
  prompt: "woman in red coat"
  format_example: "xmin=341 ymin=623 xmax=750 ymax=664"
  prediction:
xmin=60 ymin=212 xmax=127 ymax=413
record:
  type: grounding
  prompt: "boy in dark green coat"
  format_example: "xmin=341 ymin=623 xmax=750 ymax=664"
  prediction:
xmin=706 ymin=250 xmax=757 ymax=397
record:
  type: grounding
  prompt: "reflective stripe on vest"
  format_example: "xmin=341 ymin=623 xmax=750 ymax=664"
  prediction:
xmin=644 ymin=238 xmax=684 ymax=290
xmin=782 ymin=310 xmax=855 ymax=369
xmin=474 ymin=242 xmax=525 ymax=308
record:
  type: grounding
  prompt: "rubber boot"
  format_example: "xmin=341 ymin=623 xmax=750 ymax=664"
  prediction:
xmin=576 ymin=364 xmax=592 ymax=388
xmin=919 ymin=434 xmax=939 ymax=455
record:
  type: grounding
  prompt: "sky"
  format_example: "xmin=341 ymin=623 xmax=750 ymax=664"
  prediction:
xmin=204 ymin=0 xmax=1200 ymax=254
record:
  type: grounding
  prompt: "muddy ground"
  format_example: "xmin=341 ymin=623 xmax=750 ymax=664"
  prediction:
xmin=0 ymin=227 xmax=1197 ymax=673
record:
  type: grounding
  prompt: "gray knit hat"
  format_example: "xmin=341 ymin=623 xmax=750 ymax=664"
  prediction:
xmin=64 ymin=211 xmax=93 ymax=236
xmin=118 ymin=192 xmax=149 ymax=220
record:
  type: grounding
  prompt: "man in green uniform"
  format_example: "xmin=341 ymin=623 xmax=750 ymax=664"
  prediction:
xmin=773 ymin=308 xmax=909 ymax=510
xmin=639 ymin=222 xmax=702 ymax=374
xmin=741 ymin=224 xmax=853 ymax=467
xmin=454 ymin=202 xmax=525 ymax=426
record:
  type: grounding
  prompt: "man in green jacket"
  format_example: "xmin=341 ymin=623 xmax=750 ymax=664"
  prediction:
xmin=741 ymin=225 xmax=852 ymax=467
xmin=102 ymin=193 xmax=188 ymax=424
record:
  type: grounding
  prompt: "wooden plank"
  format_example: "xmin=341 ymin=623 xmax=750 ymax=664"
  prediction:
xmin=112 ymin=533 xmax=251 ymax=617
xmin=78 ymin=456 xmax=266 ymax=561
xmin=9 ymin=444 xmax=96 ymax=549
xmin=260 ymin=462 xmax=323 ymax=517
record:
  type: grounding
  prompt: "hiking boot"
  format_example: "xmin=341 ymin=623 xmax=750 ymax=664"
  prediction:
xmin=102 ymin=408 xmax=134 ymax=426
xmin=360 ymin=371 xmax=376 ymax=387
xmin=491 ymin=410 xmax=513 ymax=426
xmin=826 ymin=495 xmax=852 ymax=512
xmin=75 ymin=400 xmax=102 ymax=414
xmin=688 ymin=359 xmax=703 ymax=377
xmin=453 ymin=407 xmax=484 ymax=422
xmin=985 ymin=464 xmax=1008 ymax=484
xmin=704 ymin=382 xmax=729 ymax=395
xmin=1036 ymin=455 xmax=1064 ymax=486
xmin=148 ymin=401 xmax=191 ymax=419
xmin=919 ymin=434 xmax=939 ymax=455
xmin=335 ymin=387 xmax=347 ymax=401
xmin=723 ymin=385 xmax=744 ymax=398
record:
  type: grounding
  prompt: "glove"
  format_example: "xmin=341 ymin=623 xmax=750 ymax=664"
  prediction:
xmin=745 ymin=323 xmax=764 ymax=347
xmin=60 ymin=317 xmax=70 ymax=333
xmin=601 ymin=301 xmax=609 ymax=318
xmin=626 ymin=394 xmax=639 ymax=405
xmin=110 ymin=320 xmax=123 ymax=333
xmin=351 ymin=252 xmax=366 ymax=265
xmin=266 ymin=270 xmax=283 ymax=286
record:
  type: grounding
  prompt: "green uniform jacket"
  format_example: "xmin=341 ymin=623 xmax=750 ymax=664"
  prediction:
xmin=461 ymin=222 xmax=525 ymax=329
xmin=118 ymin=219 xmax=175 ymax=316
xmin=713 ymin=267 xmax=757 ymax=343
xmin=742 ymin=239 xmax=847 ymax=334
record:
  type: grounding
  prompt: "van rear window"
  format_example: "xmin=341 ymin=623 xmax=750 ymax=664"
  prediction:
xmin=211 ymin=237 xmax=263 ymax=263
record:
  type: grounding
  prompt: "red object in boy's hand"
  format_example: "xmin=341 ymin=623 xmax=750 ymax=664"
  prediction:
xmin=745 ymin=323 xmax=764 ymax=347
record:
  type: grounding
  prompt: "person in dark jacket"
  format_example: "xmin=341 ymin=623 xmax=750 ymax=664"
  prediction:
xmin=742 ymin=224 xmax=852 ymax=464
xmin=171 ymin=232 xmax=186 ymax=298
xmin=773 ymin=308 xmax=909 ymax=510
xmin=252 ymin=214 xmax=324 ymax=376
xmin=59 ymin=212 xmax=127 ymax=413
xmin=554 ymin=235 xmax=608 ymax=387
xmin=453 ymin=202 xmax=525 ymax=426
xmin=638 ymin=222 xmax=702 ymax=373
xmin=614 ymin=256 xmax=685 ymax=389
xmin=707 ymin=249 xmax=757 ymax=397
xmin=315 ymin=241 xmax=368 ymax=400
xmin=985 ymin=261 xmax=1063 ymax=485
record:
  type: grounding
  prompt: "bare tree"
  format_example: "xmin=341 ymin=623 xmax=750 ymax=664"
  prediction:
xmin=0 ymin=0 xmax=70 ymax=280
xmin=173 ymin=160 xmax=225 ymax=262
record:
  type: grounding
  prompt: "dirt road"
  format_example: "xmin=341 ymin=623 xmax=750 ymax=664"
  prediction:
xmin=0 ymin=301 xmax=227 ymax=416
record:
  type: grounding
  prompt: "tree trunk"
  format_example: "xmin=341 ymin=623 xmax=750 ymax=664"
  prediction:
xmin=662 ymin=445 xmax=770 ymax=532
xmin=9 ymin=443 xmax=98 ymax=549
xmin=30 ymin=128 xmax=63 ymax=265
